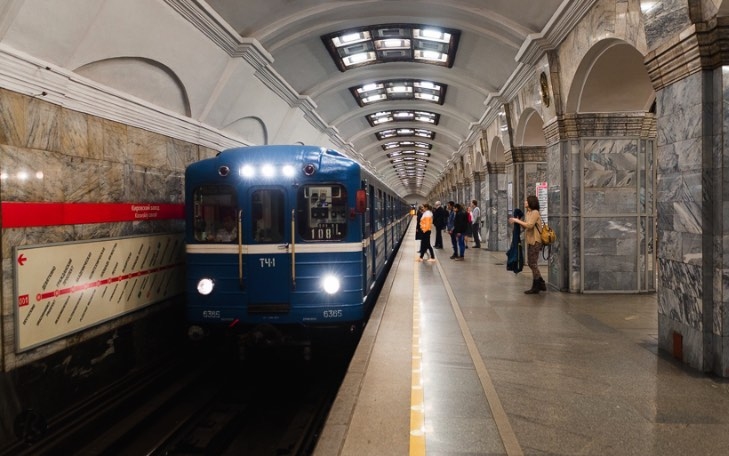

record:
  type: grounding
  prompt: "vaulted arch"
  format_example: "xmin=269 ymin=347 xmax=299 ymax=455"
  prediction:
xmin=75 ymin=57 xmax=191 ymax=116
xmin=513 ymin=108 xmax=546 ymax=146
xmin=565 ymin=39 xmax=653 ymax=113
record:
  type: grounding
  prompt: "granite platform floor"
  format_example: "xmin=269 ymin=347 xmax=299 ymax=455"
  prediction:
xmin=313 ymin=222 xmax=729 ymax=456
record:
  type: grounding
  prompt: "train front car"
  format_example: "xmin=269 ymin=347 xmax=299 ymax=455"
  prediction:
xmin=185 ymin=145 xmax=367 ymax=349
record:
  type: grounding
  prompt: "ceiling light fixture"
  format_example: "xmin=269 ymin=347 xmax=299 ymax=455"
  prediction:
xmin=323 ymin=23 xmax=460 ymax=72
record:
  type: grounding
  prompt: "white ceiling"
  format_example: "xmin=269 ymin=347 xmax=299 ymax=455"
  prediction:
xmin=204 ymin=0 xmax=567 ymax=198
xmin=0 ymin=0 xmax=587 ymax=199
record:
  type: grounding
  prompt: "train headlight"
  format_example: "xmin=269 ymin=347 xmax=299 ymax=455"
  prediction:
xmin=282 ymin=165 xmax=295 ymax=177
xmin=240 ymin=165 xmax=254 ymax=178
xmin=322 ymin=275 xmax=340 ymax=295
xmin=261 ymin=164 xmax=275 ymax=177
xmin=197 ymin=278 xmax=214 ymax=295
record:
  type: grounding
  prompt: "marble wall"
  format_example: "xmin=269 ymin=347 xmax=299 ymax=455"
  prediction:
xmin=0 ymin=86 xmax=222 ymax=446
xmin=0 ymin=88 xmax=215 ymax=370
xmin=655 ymin=71 xmax=706 ymax=370
xmin=546 ymin=138 xmax=565 ymax=289
xmin=653 ymin=63 xmax=729 ymax=375
xmin=483 ymin=166 xmax=509 ymax=251
xmin=551 ymin=114 xmax=657 ymax=294
xmin=581 ymin=137 xmax=656 ymax=291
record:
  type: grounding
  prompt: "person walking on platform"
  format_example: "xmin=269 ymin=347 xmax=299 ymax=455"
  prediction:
xmin=446 ymin=201 xmax=457 ymax=259
xmin=433 ymin=201 xmax=447 ymax=249
xmin=417 ymin=203 xmax=436 ymax=262
xmin=508 ymin=195 xmax=546 ymax=293
xmin=470 ymin=200 xmax=481 ymax=248
xmin=464 ymin=206 xmax=473 ymax=248
xmin=415 ymin=204 xmax=424 ymax=242
xmin=453 ymin=203 xmax=468 ymax=260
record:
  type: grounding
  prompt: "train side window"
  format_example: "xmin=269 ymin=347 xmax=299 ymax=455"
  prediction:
xmin=252 ymin=189 xmax=285 ymax=243
xmin=192 ymin=185 xmax=238 ymax=242
xmin=297 ymin=184 xmax=347 ymax=241
xmin=375 ymin=189 xmax=383 ymax=231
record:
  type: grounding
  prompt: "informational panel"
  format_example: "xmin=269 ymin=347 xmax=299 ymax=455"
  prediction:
xmin=15 ymin=234 xmax=184 ymax=351
xmin=536 ymin=182 xmax=548 ymax=221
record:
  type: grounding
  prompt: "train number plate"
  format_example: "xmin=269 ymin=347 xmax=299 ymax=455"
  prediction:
xmin=323 ymin=309 xmax=342 ymax=318
xmin=259 ymin=257 xmax=276 ymax=268
xmin=202 ymin=310 xmax=221 ymax=319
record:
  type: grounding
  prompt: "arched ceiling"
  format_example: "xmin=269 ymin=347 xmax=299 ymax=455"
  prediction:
xmin=205 ymin=0 xmax=568 ymax=197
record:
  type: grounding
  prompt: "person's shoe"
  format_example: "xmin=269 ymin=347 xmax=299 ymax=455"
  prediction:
xmin=450 ymin=254 xmax=457 ymax=259
xmin=427 ymin=258 xmax=436 ymax=263
xmin=454 ymin=256 xmax=464 ymax=261
xmin=524 ymin=279 xmax=540 ymax=294
xmin=537 ymin=277 xmax=547 ymax=291
xmin=416 ymin=257 xmax=423 ymax=262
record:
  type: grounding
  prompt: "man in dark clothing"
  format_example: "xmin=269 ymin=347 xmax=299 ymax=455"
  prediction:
xmin=433 ymin=201 xmax=447 ymax=249
xmin=453 ymin=203 xmax=469 ymax=260
xmin=446 ymin=201 xmax=457 ymax=259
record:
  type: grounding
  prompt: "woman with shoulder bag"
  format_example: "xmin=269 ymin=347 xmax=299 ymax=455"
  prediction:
xmin=508 ymin=195 xmax=546 ymax=294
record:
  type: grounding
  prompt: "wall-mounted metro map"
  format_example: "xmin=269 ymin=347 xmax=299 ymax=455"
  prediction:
xmin=15 ymin=234 xmax=184 ymax=351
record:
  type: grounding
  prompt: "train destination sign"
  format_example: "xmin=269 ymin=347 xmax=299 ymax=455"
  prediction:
xmin=15 ymin=234 xmax=184 ymax=351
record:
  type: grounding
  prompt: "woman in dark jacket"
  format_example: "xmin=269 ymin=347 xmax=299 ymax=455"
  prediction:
xmin=452 ymin=203 xmax=468 ymax=260
xmin=415 ymin=205 xmax=424 ymax=240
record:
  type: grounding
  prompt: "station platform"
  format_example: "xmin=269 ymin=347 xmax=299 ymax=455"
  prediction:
xmin=313 ymin=219 xmax=729 ymax=456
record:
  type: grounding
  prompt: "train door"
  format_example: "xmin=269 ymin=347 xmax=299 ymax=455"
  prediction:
xmin=369 ymin=184 xmax=376 ymax=282
xmin=246 ymin=188 xmax=290 ymax=308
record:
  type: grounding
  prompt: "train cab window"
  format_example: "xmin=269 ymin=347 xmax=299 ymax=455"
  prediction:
xmin=297 ymin=185 xmax=347 ymax=241
xmin=251 ymin=189 xmax=285 ymax=243
xmin=192 ymin=185 xmax=238 ymax=242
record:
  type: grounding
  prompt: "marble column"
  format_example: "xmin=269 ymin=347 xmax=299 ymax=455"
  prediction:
xmin=485 ymin=162 xmax=508 ymax=251
xmin=645 ymin=17 xmax=729 ymax=376
xmin=544 ymin=114 xmax=656 ymax=294
xmin=506 ymin=146 xmax=548 ymax=275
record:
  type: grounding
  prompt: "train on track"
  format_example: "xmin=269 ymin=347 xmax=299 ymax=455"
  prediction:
xmin=184 ymin=145 xmax=409 ymax=352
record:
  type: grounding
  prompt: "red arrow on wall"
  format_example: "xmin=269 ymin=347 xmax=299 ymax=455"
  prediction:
xmin=17 ymin=254 xmax=27 ymax=266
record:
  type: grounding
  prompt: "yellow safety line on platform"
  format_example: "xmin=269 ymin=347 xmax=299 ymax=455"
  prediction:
xmin=410 ymin=264 xmax=426 ymax=455
xmin=435 ymin=260 xmax=524 ymax=456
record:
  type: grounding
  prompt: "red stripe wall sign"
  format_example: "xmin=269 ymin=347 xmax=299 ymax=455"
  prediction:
xmin=1 ymin=202 xmax=185 ymax=228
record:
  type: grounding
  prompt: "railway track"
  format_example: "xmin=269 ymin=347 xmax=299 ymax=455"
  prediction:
xmin=3 ymin=340 xmax=352 ymax=456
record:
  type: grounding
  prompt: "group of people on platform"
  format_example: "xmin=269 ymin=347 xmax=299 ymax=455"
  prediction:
xmin=414 ymin=195 xmax=547 ymax=295
xmin=415 ymin=200 xmax=481 ymax=262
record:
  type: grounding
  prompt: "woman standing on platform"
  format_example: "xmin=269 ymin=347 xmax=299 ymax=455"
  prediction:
xmin=417 ymin=203 xmax=436 ymax=262
xmin=508 ymin=195 xmax=546 ymax=294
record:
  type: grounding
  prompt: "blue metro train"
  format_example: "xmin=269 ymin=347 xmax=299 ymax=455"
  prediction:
xmin=185 ymin=145 xmax=409 ymax=349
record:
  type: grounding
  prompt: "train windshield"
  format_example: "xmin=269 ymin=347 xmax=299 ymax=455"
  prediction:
xmin=192 ymin=185 xmax=238 ymax=242
xmin=297 ymin=184 xmax=347 ymax=241
xmin=251 ymin=189 xmax=285 ymax=243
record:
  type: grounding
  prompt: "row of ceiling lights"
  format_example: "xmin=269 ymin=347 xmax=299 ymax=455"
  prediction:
xmin=322 ymin=24 xmax=460 ymax=190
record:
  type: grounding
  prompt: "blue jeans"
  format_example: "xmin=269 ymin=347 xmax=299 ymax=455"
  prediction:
xmin=457 ymin=233 xmax=466 ymax=257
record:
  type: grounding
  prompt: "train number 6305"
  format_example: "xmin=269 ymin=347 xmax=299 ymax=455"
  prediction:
xmin=323 ymin=309 xmax=342 ymax=318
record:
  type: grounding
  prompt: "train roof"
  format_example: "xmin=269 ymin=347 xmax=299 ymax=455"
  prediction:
xmin=186 ymin=145 xmax=402 ymax=200
xmin=217 ymin=145 xmax=352 ymax=165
